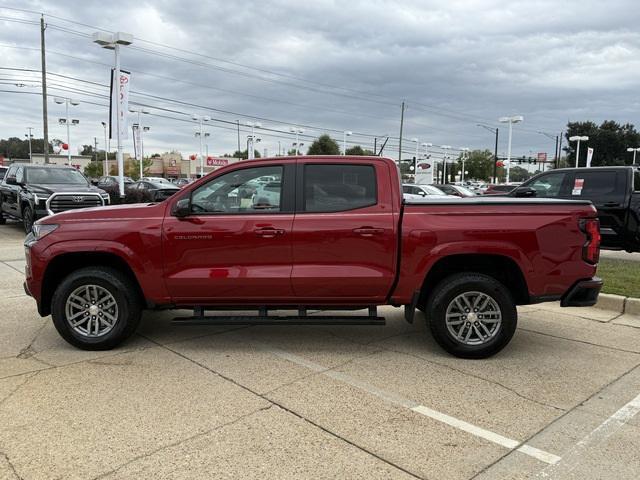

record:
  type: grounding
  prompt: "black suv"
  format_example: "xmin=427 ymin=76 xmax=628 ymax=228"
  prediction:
xmin=510 ymin=166 xmax=640 ymax=252
xmin=0 ymin=163 xmax=110 ymax=232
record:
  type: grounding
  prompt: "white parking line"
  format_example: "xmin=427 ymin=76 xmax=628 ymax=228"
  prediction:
xmin=536 ymin=391 xmax=640 ymax=478
xmin=264 ymin=346 xmax=561 ymax=465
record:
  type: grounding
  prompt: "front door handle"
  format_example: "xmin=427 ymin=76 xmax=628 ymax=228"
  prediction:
xmin=254 ymin=227 xmax=285 ymax=238
xmin=603 ymin=202 xmax=621 ymax=207
xmin=353 ymin=227 xmax=385 ymax=236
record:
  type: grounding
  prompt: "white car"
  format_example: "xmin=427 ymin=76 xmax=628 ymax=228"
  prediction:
xmin=403 ymin=184 xmax=450 ymax=199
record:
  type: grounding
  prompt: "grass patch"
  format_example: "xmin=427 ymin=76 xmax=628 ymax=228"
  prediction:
xmin=597 ymin=258 xmax=640 ymax=297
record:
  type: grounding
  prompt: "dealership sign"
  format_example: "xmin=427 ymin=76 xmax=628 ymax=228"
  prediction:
xmin=109 ymin=69 xmax=131 ymax=140
xmin=206 ymin=157 xmax=229 ymax=167
xmin=415 ymin=160 xmax=434 ymax=185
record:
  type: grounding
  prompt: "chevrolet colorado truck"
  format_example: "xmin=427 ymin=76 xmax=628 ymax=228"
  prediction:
xmin=24 ymin=156 xmax=602 ymax=358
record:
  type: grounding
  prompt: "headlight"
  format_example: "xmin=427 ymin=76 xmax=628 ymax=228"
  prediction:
xmin=32 ymin=223 xmax=59 ymax=240
xmin=33 ymin=193 xmax=50 ymax=204
xmin=101 ymin=193 xmax=110 ymax=204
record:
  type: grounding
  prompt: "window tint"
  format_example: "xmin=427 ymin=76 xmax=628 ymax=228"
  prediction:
xmin=634 ymin=170 xmax=640 ymax=192
xmin=529 ymin=172 xmax=567 ymax=197
xmin=304 ymin=164 xmax=377 ymax=212
xmin=5 ymin=166 xmax=16 ymax=181
xmin=15 ymin=167 xmax=24 ymax=184
xmin=572 ymin=171 xmax=622 ymax=200
xmin=191 ymin=166 xmax=283 ymax=214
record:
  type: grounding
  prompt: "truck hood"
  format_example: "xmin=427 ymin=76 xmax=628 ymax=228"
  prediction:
xmin=39 ymin=202 xmax=164 ymax=224
xmin=27 ymin=184 xmax=106 ymax=196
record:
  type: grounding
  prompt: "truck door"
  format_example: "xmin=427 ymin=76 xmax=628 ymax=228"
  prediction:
xmin=162 ymin=163 xmax=295 ymax=303
xmin=291 ymin=160 xmax=397 ymax=302
xmin=565 ymin=169 xmax=628 ymax=249
xmin=1 ymin=166 xmax=20 ymax=217
xmin=628 ymin=170 xmax=640 ymax=252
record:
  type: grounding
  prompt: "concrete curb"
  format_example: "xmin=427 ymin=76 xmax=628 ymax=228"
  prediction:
xmin=594 ymin=293 xmax=640 ymax=318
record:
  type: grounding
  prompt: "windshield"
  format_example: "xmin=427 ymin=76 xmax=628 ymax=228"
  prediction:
xmin=423 ymin=185 xmax=445 ymax=195
xmin=456 ymin=185 xmax=476 ymax=196
xmin=26 ymin=167 xmax=88 ymax=185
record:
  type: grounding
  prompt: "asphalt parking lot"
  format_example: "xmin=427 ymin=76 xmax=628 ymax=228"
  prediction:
xmin=1 ymin=223 xmax=639 ymax=480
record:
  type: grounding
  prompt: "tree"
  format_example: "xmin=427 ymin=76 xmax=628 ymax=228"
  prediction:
xmin=508 ymin=166 xmax=531 ymax=182
xmin=345 ymin=145 xmax=375 ymax=156
xmin=450 ymin=149 xmax=500 ymax=182
xmin=0 ymin=137 xmax=53 ymax=159
xmin=307 ymin=134 xmax=340 ymax=155
xmin=125 ymin=158 xmax=155 ymax=180
xmin=83 ymin=161 xmax=103 ymax=179
xmin=223 ymin=149 xmax=261 ymax=160
xmin=565 ymin=120 xmax=640 ymax=167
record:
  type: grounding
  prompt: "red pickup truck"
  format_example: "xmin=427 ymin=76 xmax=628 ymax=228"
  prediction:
xmin=24 ymin=156 xmax=602 ymax=358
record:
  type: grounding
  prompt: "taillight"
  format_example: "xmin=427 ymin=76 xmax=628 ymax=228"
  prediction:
xmin=580 ymin=218 xmax=601 ymax=264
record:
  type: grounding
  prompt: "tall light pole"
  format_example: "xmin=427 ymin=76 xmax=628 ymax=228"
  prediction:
xmin=568 ymin=135 xmax=589 ymax=168
xmin=25 ymin=127 xmax=34 ymax=162
xmin=440 ymin=145 xmax=451 ymax=184
xmin=54 ymin=97 xmax=79 ymax=164
xmin=192 ymin=115 xmax=211 ymax=176
xmin=130 ymin=107 xmax=149 ymax=179
xmin=411 ymin=138 xmax=419 ymax=179
xmin=460 ymin=148 xmax=469 ymax=183
xmin=343 ymin=130 xmax=352 ymax=154
xmin=290 ymin=127 xmax=303 ymax=155
xmin=627 ymin=147 xmax=640 ymax=165
xmin=92 ymin=31 xmax=133 ymax=197
xmin=499 ymin=115 xmax=524 ymax=183
xmin=247 ymin=121 xmax=262 ymax=159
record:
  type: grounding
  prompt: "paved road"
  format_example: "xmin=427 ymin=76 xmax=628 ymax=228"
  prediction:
xmin=1 ymin=223 xmax=639 ymax=479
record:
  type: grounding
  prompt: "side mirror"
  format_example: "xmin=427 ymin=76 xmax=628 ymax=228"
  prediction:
xmin=419 ymin=191 xmax=427 ymax=196
xmin=5 ymin=177 xmax=16 ymax=185
xmin=513 ymin=186 xmax=536 ymax=197
xmin=172 ymin=197 xmax=191 ymax=218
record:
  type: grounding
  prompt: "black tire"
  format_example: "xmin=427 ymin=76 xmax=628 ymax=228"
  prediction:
xmin=0 ymin=206 xmax=5 ymax=225
xmin=51 ymin=267 xmax=142 ymax=350
xmin=22 ymin=205 xmax=34 ymax=233
xmin=425 ymin=273 xmax=517 ymax=359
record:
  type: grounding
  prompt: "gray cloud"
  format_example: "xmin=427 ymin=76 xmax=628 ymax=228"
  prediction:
xmin=0 ymin=0 xmax=639 ymax=163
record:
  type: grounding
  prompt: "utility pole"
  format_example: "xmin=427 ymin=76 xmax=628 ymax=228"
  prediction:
xmin=493 ymin=129 xmax=499 ymax=183
xmin=94 ymin=137 xmax=98 ymax=163
xmin=40 ymin=16 xmax=49 ymax=164
xmin=398 ymin=101 xmax=405 ymax=165
xmin=374 ymin=137 xmax=377 ymax=155
xmin=553 ymin=135 xmax=559 ymax=171
xmin=557 ymin=132 xmax=563 ymax=169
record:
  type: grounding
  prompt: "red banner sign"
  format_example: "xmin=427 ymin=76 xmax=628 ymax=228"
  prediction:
xmin=206 ymin=157 xmax=229 ymax=167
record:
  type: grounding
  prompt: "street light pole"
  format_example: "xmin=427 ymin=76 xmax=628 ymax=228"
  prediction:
xmin=131 ymin=108 xmax=149 ymax=179
xmin=460 ymin=148 xmax=469 ymax=183
xmin=569 ymin=135 xmax=589 ymax=168
xmin=25 ymin=127 xmax=33 ymax=162
xmin=247 ymin=122 xmax=262 ymax=159
xmin=92 ymin=31 xmax=133 ymax=197
xmin=499 ymin=115 xmax=524 ymax=183
xmin=343 ymin=131 xmax=352 ymax=154
xmin=627 ymin=147 xmax=640 ymax=165
xmin=440 ymin=145 xmax=451 ymax=184
xmin=290 ymin=127 xmax=303 ymax=155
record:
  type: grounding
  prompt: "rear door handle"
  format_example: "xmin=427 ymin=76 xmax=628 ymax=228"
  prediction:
xmin=254 ymin=227 xmax=285 ymax=238
xmin=353 ymin=227 xmax=385 ymax=236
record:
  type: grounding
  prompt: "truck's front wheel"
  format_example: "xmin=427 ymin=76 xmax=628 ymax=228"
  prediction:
xmin=51 ymin=267 xmax=142 ymax=350
xmin=426 ymin=273 xmax=517 ymax=359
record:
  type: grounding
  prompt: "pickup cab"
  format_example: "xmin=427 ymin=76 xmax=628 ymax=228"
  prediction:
xmin=511 ymin=166 xmax=640 ymax=252
xmin=24 ymin=156 xmax=602 ymax=358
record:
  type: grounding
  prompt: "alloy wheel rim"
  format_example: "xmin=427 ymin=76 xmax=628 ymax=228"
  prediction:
xmin=445 ymin=291 xmax=502 ymax=346
xmin=65 ymin=285 xmax=119 ymax=338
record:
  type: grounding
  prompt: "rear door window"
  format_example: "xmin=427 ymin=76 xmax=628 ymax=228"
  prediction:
xmin=634 ymin=170 xmax=640 ymax=192
xmin=570 ymin=171 xmax=624 ymax=203
xmin=303 ymin=164 xmax=377 ymax=212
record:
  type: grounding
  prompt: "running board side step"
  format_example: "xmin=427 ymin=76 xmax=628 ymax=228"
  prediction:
xmin=172 ymin=306 xmax=385 ymax=326
xmin=172 ymin=316 xmax=386 ymax=326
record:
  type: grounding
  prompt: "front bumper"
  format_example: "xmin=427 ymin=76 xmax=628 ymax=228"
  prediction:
xmin=560 ymin=277 xmax=603 ymax=307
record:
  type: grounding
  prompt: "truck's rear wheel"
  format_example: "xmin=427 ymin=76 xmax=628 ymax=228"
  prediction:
xmin=51 ymin=267 xmax=142 ymax=350
xmin=23 ymin=206 xmax=34 ymax=233
xmin=426 ymin=273 xmax=517 ymax=359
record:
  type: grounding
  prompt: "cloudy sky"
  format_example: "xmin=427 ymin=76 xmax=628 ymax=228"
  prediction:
xmin=0 ymin=0 xmax=639 ymax=164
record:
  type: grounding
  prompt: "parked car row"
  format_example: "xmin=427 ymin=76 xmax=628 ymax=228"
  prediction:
xmin=0 ymin=166 xmax=186 ymax=232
